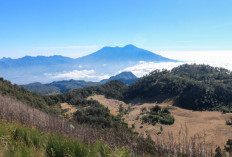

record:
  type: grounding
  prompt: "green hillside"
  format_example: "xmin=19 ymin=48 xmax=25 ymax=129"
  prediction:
xmin=0 ymin=78 xmax=60 ymax=113
xmin=0 ymin=79 xmax=157 ymax=156
xmin=125 ymin=64 xmax=232 ymax=112
xmin=59 ymin=80 xmax=128 ymax=105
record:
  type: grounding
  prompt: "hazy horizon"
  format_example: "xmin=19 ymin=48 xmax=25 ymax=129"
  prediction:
xmin=1 ymin=0 xmax=232 ymax=83
xmin=1 ymin=0 xmax=231 ymax=59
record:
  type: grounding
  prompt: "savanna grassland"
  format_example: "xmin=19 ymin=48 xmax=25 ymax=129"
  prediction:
xmin=90 ymin=95 xmax=232 ymax=149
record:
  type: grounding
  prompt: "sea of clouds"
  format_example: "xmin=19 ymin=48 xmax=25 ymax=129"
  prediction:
xmin=45 ymin=69 xmax=110 ymax=81
xmin=122 ymin=50 xmax=232 ymax=77
xmin=45 ymin=50 xmax=232 ymax=81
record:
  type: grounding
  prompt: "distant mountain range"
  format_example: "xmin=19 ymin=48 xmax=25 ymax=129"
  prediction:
xmin=0 ymin=44 xmax=178 ymax=84
xmin=77 ymin=44 xmax=174 ymax=63
xmin=22 ymin=71 xmax=138 ymax=95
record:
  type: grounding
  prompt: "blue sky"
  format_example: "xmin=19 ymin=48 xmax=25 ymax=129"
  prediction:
xmin=0 ymin=0 xmax=232 ymax=59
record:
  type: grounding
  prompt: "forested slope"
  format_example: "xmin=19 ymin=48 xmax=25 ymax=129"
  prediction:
xmin=125 ymin=64 xmax=232 ymax=112
xmin=0 ymin=78 xmax=60 ymax=113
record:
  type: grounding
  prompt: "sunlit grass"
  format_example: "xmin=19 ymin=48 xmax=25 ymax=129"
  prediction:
xmin=0 ymin=120 xmax=132 ymax=157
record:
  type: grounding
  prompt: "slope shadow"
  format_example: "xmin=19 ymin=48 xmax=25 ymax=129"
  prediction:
xmin=128 ymin=95 xmax=177 ymax=106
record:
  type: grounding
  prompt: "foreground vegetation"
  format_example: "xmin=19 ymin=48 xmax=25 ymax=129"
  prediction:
xmin=0 ymin=94 xmax=157 ymax=156
xmin=0 ymin=120 xmax=131 ymax=157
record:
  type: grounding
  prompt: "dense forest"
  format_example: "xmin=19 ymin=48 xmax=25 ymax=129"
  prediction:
xmin=124 ymin=64 xmax=232 ymax=112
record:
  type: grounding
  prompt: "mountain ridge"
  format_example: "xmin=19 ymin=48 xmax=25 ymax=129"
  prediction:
xmin=0 ymin=44 xmax=178 ymax=84
xmin=0 ymin=45 xmax=176 ymax=63
xmin=77 ymin=44 xmax=177 ymax=63
xmin=22 ymin=71 xmax=138 ymax=95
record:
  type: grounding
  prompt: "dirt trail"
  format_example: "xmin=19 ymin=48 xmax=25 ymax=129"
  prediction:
xmin=90 ymin=95 xmax=232 ymax=148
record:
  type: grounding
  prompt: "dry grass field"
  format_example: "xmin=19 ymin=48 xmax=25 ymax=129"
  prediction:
xmin=88 ymin=95 xmax=128 ymax=115
xmin=89 ymin=95 xmax=232 ymax=148
xmin=61 ymin=103 xmax=78 ymax=118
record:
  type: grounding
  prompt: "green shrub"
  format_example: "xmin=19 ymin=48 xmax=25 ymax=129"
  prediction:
xmin=141 ymin=105 xmax=174 ymax=125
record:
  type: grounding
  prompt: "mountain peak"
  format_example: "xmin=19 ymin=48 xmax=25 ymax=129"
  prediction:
xmin=78 ymin=44 xmax=177 ymax=64
xmin=123 ymin=44 xmax=137 ymax=48
xmin=0 ymin=57 xmax=12 ymax=62
xmin=100 ymin=44 xmax=137 ymax=50
xmin=115 ymin=71 xmax=137 ymax=79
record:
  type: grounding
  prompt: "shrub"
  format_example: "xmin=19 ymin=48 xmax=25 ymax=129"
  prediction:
xmin=141 ymin=105 xmax=174 ymax=125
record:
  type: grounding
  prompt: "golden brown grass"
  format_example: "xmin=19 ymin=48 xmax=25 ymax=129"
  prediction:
xmin=88 ymin=95 xmax=128 ymax=115
xmin=61 ymin=103 xmax=78 ymax=118
xmin=2 ymin=93 xmax=229 ymax=156
xmin=90 ymin=95 xmax=232 ymax=149
xmin=0 ymin=94 xmax=161 ymax=156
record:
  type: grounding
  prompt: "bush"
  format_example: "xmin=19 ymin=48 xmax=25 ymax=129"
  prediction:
xmin=141 ymin=105 xmax=174 ymax=125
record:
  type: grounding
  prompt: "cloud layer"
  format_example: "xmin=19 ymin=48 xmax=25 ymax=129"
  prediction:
xmin=45 ymin=70 xmax=110 ymax=81
xmin=120 ymin=50 xmax=232 ymax=78
xmin=45 ymin=50 xmax=232 ymax=81
xmin=121 ymin=61 xmax=184 ymax=77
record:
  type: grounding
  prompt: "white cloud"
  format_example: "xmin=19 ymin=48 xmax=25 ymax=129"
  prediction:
xmin=121 ymin=50 xmax=232 ymax=78
xmin=45 ymin=49 xmax=232 ymax=81
xmin=45 ymin=69 xmax=110 ymax=81
xmin=158 ymin=50 xmax=232 ymax=70
xmin=122 ymin=62 xmax=184 ymax=77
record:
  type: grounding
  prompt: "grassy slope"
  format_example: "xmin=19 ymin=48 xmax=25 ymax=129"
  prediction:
xmin=90 ymin=95 xmax=232 ymax=149
xmin=0 ymin=120 xmax=131 ymax=157
xmin=0 ymin=92 xmax=157 ymax=156
xmin=0 ymin=78 xmax=60 ymax=113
